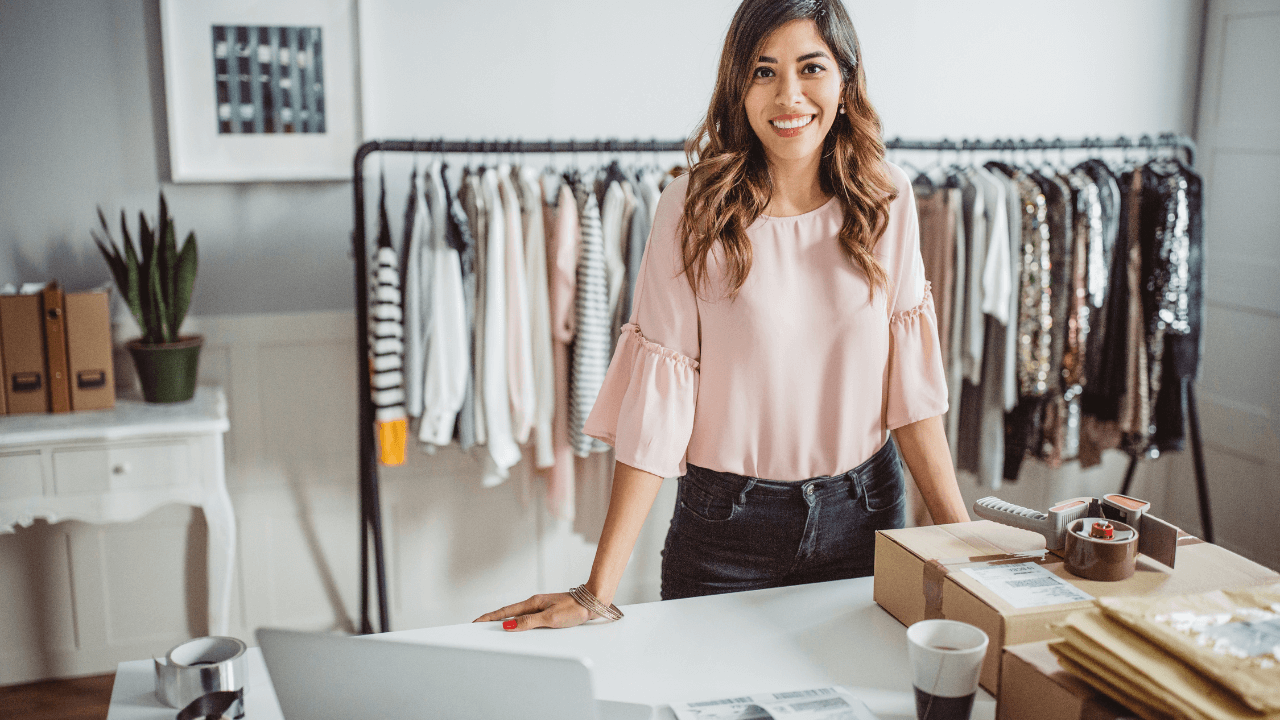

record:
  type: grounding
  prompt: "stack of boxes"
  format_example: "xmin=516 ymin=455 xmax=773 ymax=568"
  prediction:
xmin=873 ymin=520 xmax=1280 ymax=719
xmin=0 ymin=282 xmax=115 ymax=415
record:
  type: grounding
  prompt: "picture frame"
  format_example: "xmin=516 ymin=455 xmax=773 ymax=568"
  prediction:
xmin=159 ymin=0 xmax=359 ymax=183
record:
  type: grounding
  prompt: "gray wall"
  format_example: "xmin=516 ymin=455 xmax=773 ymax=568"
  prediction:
xmin=0 ymin=0 xmax=355 ymax=315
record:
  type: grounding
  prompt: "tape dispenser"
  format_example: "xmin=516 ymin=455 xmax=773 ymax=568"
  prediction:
xmin=971 ymin=493 xmax=1182 ymax=581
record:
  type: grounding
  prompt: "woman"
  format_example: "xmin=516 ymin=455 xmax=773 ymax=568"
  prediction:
xmin=476 ymin=0 xmax=969 ymax=631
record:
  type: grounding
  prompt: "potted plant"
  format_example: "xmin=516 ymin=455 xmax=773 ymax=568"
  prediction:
xmin=92 ymin=192 xmax=200 ymax=403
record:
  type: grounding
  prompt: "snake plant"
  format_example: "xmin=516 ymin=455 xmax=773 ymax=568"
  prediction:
xmin=92 ymin=192 xmax=198 ymax=345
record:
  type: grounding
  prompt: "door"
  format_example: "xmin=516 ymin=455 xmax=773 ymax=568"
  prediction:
xmin=1165 ymin=0 xmax=1280 ymax=570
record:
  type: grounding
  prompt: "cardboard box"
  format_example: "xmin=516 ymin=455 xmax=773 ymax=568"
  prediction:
xmin=874 ymin=521 xmax=1279 ymax=695
xmin=0 ymin=293 xmax=49 ymax=414
xmin=998 ymin=641 xmax=1130 ymax=720
xmin=64 ymin=290 xmax=115 ymax=411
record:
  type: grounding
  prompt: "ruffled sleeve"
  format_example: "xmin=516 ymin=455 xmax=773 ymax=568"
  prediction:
xmin=883 ymin=164 xmax=949 ymax=430
xmin=583 ymin=174 xmax=700 ymax=478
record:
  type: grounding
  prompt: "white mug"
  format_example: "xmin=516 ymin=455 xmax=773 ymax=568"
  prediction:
xmin=906 ymin=619 xmax=989 ymax=720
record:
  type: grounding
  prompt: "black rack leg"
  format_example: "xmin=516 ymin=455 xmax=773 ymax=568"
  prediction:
xmin=1119 ymin=453 xmax=1139 ymax=497
xmin=360 ymin=461 xmax=371 ymax=635
xmin=1185 ymin=379 xmax=1213 ymax=543
xmin=368 ymin=467 xmax=391 ymax=633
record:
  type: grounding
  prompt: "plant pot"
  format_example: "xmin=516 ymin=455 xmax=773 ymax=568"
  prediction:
xmin=126 ymin=336 xmax=203 ymax=403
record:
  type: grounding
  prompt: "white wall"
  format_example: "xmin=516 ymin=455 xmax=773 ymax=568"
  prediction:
xmin=1 ymin=0 xmax=1201 ymax=315
xmin=2 ymin=0 xmax=1231 ymax=686
xmin=359 ymin=0 xmax=1201 ymax=144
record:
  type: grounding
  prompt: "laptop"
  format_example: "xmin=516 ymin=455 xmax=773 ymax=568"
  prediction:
xmin=257 ymin=628 xmax=656 ymax=720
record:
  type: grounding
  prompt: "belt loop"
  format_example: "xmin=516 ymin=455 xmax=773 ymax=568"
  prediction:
xmin=848 ymin=467 xmax=863 ymax=502
xmin=738 ymin=477 xmax=756 ymax=505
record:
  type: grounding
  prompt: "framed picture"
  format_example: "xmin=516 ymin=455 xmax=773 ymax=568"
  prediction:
xmin=159 ymin=0 xmax=359 ymax=182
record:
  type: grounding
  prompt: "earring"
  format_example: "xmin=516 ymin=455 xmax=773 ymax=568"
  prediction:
xmin=838 ymin=103 xmax=846 ymax=115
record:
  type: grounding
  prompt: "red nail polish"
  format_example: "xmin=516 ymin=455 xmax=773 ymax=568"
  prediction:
xmin=503 ymin=619 xmax=517 ymax=630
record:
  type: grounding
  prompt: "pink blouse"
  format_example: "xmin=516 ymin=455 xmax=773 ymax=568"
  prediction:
xmin=582 ymin=162 xmax=948 ymax=481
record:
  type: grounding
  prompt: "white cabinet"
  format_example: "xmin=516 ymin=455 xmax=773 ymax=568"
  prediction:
xmin=0 ymin=388 xmax=234 ymax=637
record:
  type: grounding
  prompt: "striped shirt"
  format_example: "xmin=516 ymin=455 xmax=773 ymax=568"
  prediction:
xmin=371 ymin=179 xmax=406 ymax=424
xmin=570 ymin=186 xmax=611 ymax=457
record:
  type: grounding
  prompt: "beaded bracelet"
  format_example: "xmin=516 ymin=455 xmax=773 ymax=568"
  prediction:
xmin=569 ymin=585 xmax=624 ymax=621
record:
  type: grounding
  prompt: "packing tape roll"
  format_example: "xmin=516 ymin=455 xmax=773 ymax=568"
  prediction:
xmin=1063 ymin=518 xmax=1139 ymax=581
xmin=154 ymin=636 xmax=247 ymax=713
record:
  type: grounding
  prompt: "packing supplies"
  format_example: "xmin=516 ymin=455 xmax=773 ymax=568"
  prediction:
xmin=874 ymin=521 xmax=1279 ymax=694
xmin=997 ymin=641 xmax=1131 ymax=720
xmin=1092 ymin=583 xmax=1280 ymax=714
xmin=1050 ymin=601 xmax=1280 ymax=720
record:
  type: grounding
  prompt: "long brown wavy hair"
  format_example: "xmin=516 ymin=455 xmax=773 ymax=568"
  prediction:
xmin=681 ymin=0 xmax=897 ymax=303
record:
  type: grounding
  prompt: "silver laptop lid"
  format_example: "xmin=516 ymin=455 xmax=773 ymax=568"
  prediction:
xmin=257 ymin=628 xmax=598 ymax=720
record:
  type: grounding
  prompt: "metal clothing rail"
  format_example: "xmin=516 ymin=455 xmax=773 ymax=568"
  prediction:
xmin=884 ymin=132 xmax=1196 ymax=165
xmin=349 ymin=132 xmax=1208 ymax=636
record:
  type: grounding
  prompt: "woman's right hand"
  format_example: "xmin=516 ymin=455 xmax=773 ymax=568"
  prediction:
xmin=472 ymin=593 xmax=594 ymax=631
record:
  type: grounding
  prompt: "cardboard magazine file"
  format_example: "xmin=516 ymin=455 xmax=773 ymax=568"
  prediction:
xmin=40 ymin=282 xmax=72 ymax=413
xmin=63 ymin=290 xmax=115 ymax=411
xmin=873 ymin=521 xmax=1279 ymax=695
xmin=997 ymin=641 xmax=1131 ymax=720
xmin=0 ymin=327 xmax=6 ymax=414
xmin=0 ymin=293 xmax=50 ymax=414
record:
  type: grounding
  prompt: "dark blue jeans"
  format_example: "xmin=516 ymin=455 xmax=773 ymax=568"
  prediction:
xmin=660 ymin=437 xmax=907 ymax=600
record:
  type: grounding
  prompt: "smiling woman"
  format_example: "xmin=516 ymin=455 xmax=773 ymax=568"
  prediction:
xmin=475 ymin=0 xmax=969 ymax=632
xmin=680 ymin=0 xmax=896 ymax=304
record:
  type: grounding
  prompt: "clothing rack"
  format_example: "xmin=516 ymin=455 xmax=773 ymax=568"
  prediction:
xmin=348 ymin=132 xmax=1208 ymax=635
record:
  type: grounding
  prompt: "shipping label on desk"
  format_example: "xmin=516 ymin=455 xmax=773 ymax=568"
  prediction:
xmin=670 ymin=686 xmax=877 ymax=720
xmin=959 ymin=563 xmax=1094 ymax=609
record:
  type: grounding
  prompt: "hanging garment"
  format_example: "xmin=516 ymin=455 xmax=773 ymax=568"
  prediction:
xmin=945 ymin=175 xmax=967 ymax=469
xmin=518 ymin=166 xmax=556 ymax=469
xmin=582 ymin=164 xmax=948 ymax=482
xmin=1003 ymin=171 xmax=1052 ymax=481
xmin=959 ymin=171 xmax=987 ymax=386
xmin=371 ymin=175 xmax=407 ymax=466
xmin=618 ymin=174 xmax=652 ymax=335
xmin=1059 ymin=168 xmax=1101 ymax=461
xmin=955 ymin=166 xmax=1006 ymax=484
xmin=913 ymin=181 xmax=959 ymax=371
xmin=1078 ymin=159 xmax=1122 ymax=400
xmin=570 ymin=187 xmax=611 ymax=458
xmin=499 ymin=168 xmax=537 ymax=446
xmin=600 ymin=180 xmax=628 ymax=343
xmin=1141 ymin=161 xmax=1202 ymax=453
xmin=439 ymin=164 xmax=478 ymax=450
xmin=480 ymin=170 xmax=521 ymax=485
xmin=1120 ymin=167 xmax=1152 ymax=451
xmin=613 ymin=180 xmax=639 ymax=350
xmin=544 ymin=181 xmax=580 ymax=519
xmin=974 ymin=165 xmax=1022 ymax=489
xmin=461 ymin=170 xmax=489 ymax=446
xmin=402 ymin=167 xmax=428 ymax=419
xmin=974 ymin=166 xmax=1012 ymax=324
xmin=1079 ymin=164 xmax=1142 ymax=466
xmin=1037 ymin=170 xmax=1075 ymax=467
xmin=419 ymin=162 xmax=470 ymax=448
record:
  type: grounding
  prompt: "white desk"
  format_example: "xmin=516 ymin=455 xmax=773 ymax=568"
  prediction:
xmin=107 ymin=577 xmax=996 ymax=720
xmin=0 ymin=387 xmax=235 ymax=636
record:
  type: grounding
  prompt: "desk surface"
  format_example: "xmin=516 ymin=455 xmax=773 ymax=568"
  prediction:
xmin=109 ymin=577 xmax=996 ymax=720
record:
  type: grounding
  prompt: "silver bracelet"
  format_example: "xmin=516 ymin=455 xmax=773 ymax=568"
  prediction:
xmin=569 ymin=585 xmax=624 ymax=621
